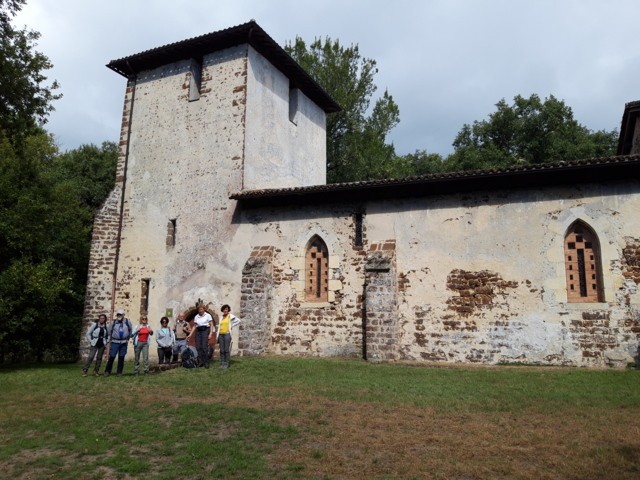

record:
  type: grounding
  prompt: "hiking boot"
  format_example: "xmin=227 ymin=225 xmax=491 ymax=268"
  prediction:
xmin=82 ymin=372 xmax=87 ymax=377
xmin=94 ymin=372 xmax=100 ymax=377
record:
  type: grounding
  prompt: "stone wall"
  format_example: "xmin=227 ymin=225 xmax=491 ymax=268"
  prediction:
xmin=80 ymin=80 xmax=135 ymax=355
xmin=364 ymin=241 xmax=398 ymax=361
xmin=238 ymin=247 xmax=274 ymax=356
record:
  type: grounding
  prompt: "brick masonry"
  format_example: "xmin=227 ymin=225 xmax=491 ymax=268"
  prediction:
xmin=365 ymin=241 xmax=398 ymax=362
xmin=80 ymin=81 xmax=135 ymax=356
xmin=238 ymin=247 xmax=274 ymax=356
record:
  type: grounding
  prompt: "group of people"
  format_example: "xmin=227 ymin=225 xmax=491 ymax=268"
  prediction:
xmin=81 ymin=304 xmax=240 ymax=376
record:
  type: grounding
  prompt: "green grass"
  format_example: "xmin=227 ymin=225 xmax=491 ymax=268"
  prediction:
xmin=1 ymin=357 xmax=640 ymax=479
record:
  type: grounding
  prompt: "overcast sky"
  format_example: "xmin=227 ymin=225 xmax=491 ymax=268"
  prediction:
xmin=15 ymin=0 xmax=640 ymax=156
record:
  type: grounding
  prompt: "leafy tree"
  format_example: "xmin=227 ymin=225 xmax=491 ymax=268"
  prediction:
xmin=0 ymin=0 xmax=61 ymax=145
xmin=0 ymin=0 xmax=116 ymax=363
xmin=397 ymin=150 xmax=448 ymax=176
xmin=286 ymin=36 xmax=402 ymax=183
xmin=448 ymin=94 xmax=618 ymax=171
xmin=0 ymin=133 xmax=117 ymax=363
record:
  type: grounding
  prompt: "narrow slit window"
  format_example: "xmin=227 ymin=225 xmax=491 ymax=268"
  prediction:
xmin=289 ymin=87 xmax=300 ymax=124
xmin=354 ymin=212 xmax=364 ymax=248
xmin=167 ymin=219 xmax=176 ymax=247
xmin=140 ymin=278 xmax=150 ymax=315
xmin=189 ymin=58 xmax=203 ymax=101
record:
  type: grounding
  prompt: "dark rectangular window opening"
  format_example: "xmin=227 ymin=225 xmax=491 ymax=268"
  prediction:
xmin=354 ymin=212 xmax=364 ymax=248
xmin=167 ymin=219 xmax=176 ymax=247
xmin=577 ymin=249 xmax=587 ymax=297
xmin=289 ymin=87 xmax=300 ymax=124
xmin=140 ymin=279 xmax=150 ymax=316
xmin=316 ymin=258 xmax=322 ymax=298
xmin=568 ymin=242 xmax=576 ymax=249
xmin=189 ymin=58 xmax=203 ymax=101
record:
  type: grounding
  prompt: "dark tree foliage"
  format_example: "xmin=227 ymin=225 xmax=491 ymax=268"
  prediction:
xmin=0 ymin=0 xmax=117 ymax=363
xmin=0 ymin=135 xmax=117 ymax=363
xmin=0 ymin=0 xmax=61 ymax=146
xmin=286 ymin=36 xmax=403 ymax=183
xmin=446 ymin=94 xmax=618 ymax=171
xmin=398 ymin=150 xmax=448 ymax=176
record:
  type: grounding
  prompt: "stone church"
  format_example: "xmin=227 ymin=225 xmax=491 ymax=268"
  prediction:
xmin=82 ymin=21 xmax=640 ymax=367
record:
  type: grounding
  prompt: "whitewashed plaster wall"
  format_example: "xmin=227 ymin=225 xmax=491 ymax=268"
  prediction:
xmin=243 ymin=46 xmax=327 ymax=190
xmin=235 ymin=181 xmax=640 ymax=366
xmin=114 ymin=46 xmax=250 ymax=345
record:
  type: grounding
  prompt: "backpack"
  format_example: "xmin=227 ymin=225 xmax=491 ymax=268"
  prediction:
xmin=110 ymin=318 xmax=132 ymax=341
xmin=181 ymin=347 xmax=198 ymax=369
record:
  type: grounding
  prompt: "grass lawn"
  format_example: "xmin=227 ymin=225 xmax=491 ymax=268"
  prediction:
xmin=1 ymin=356 xmax=639 ymax=479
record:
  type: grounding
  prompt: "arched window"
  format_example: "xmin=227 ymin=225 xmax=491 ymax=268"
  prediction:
xmin=305 ymin=236 xmax=329 ymax=302
xmin=564 ymin=221 xmax=604 ymax=303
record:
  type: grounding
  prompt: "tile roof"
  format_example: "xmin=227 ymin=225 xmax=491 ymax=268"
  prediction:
xmin=230 ymin=154 xmax=640 ymax=207
xmin=106 ymin=20 xmax=340 ymax=113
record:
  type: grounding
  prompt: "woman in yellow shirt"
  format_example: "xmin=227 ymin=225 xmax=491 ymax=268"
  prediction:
xmin=217 ymin=304 xmax=240 ymax=369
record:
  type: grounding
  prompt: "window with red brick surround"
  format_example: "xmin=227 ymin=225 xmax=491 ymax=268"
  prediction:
xmin=564 ymin=221 xmax=604 ymax=303
xmin=305 ymin=236 xmax=329 ymax=302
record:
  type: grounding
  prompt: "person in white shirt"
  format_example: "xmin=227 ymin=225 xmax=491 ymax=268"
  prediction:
xmin=188 ymin=304 xmax=215 ymax=368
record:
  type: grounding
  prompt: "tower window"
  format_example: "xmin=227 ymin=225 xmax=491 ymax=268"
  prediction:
xmin=289 ymin=87 xmax=300 ymax=125
xmin=354 ymin=212 xmax=364 ymax=248
xmin=166 ymin=219 xmax=176 ymax=247
xmin=189 ymin=58 xmax=202 ymax=101
xmin=140 ymin=278 xmax=150 ymax=315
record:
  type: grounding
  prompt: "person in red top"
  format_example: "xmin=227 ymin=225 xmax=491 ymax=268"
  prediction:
xmin=132 ymin=316 xmax=154 ymax=375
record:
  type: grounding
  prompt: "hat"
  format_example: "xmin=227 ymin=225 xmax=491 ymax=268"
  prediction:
xmin=116 ymin=309 xmax=125 ymax=315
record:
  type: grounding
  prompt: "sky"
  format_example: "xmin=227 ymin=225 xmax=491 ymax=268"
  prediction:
xmin=15 ymin=0 xmax=640 ymax=156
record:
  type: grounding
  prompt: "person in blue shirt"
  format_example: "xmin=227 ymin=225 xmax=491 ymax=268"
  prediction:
xmin=104 ymin=309 xmax=133 ymax=377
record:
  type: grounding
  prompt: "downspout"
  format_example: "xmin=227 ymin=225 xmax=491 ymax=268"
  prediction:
xmin=110 ymin=62 xmax=137 ymax=320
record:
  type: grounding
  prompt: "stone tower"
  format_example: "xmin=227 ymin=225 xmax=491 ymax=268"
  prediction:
xmin=81 ymin=21 xmax=339 ymax=352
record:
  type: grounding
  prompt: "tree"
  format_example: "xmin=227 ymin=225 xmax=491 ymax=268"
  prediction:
xmin=0 ymin=135 xmax=117 ymax=363
xmin=0 ymin=0 xmax=61 ymax=145
xmin=397 ymin=150 xmax=448 ymax=176
xmin=286 ymin=36 xmax=402 ymax=183
xmin=0 ymin=0 xmax=117 ymax=363
xmin=448 ymin=94 xmax=618 ymax=171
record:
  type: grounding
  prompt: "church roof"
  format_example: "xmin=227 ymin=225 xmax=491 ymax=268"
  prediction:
xmin=617 ymin=100 xmax=640 ymax=155
xmin=106 ymin=20 xmax=340 ymax=113
xmin=230 ymin=154 xmax=640 ymax=207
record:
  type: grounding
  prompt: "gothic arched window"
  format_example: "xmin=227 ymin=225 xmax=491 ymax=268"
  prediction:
xmin=305 ymin=236 xmax=329 ymax=302
xmin=564 ymin=221 xmax=604 ymax=303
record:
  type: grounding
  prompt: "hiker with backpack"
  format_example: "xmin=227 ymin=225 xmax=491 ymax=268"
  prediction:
xmin=82 ymin=313 xmax=110 ymax=377
xmin=104 ymin=309 xmax=133 ymax=377
xmin=172 ymin=311 xmax=191 ymax=363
